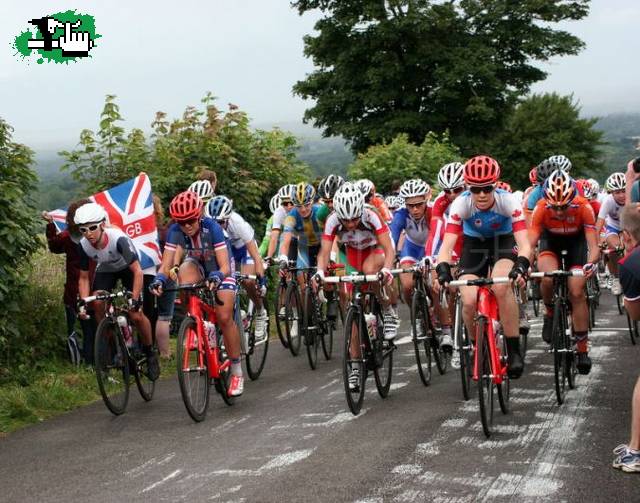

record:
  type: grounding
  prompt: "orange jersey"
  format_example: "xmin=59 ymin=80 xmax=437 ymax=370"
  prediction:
xmin=370 ymin=196 xmax=393 ymax=223
xmin=531 ymin=196 xmax=596 ymax=236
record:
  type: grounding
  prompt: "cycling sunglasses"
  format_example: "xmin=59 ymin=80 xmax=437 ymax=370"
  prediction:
xmin=444 ymin=187 xmax=464 ymax=195
xmin=177 ymin=217 xmax=198 ymax=226
xmin=406 ymin=200 xmax=427 ymax=209
xmin=550 ymin=204 xmax=570 ymax=211
xmin=339 ymin=216 xmax=360 ymax=225
xmin=469 ymin=185 xmax=495 ymax=194
xmin=79 ymin=224 xmax=100 ymax=234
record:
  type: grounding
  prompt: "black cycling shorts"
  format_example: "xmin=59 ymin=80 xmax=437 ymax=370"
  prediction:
xmin=93 ymin=268 xmax=136 ymax=297
xmin=538 ymin=231 xmax=587 ymax=269
xmin=459 ymin=234 xmax=517 ymax=277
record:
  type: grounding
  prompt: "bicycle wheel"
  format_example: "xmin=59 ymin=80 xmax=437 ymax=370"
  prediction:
xmin=430 ymin=295 xmax=448 ymax=375
xmin=411 ymin=290 xmax=432 ymax=386
xmin=304 ymin=288 xmax=320 ymax=370
xmin=245 ymin=302 xmax=270 ymax=380
xmin=95 ymin=318 xmax=130 ymax=415
xmin=132 ymin=337 xmax=156 ymax=402
xmin=454 ymin=295 xmax=472 ymax=400
xmin=373 ymin=308 xmax=394 ymax=398
xmin=213 ymin=330 xmax=235 ymax=407
xmin=497 ymin=334 xmax=510 ymax=414
xmin=343 ymin=308 xmax=366 ymax=415
xmin=321 ymin=298 xmax=336 ymax=360
xmin=531 ymin=280 xmax=541 ymax=318
xmin=551 ymin=300 xmax=567 ymax=405
xmin=627 ymin=311 xmax=639 ymax=345
xmin=617 ymin=293 xmax=624 ymax=315
xmin=476 ymin=317 xmax=494 ymax=438
xmin=273 ymin=282 xmax=289 ymax=348
xmin=285 ymin=283 xmax=302 ymax=356
xmin=565 ymin=310 xmax=577 ymax=390
xmin=176 ymin=316 xmax=210 ymax=422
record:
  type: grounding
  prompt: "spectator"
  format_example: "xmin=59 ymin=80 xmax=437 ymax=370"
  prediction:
xmin=626 ymin=158 xmax=640 ymax=204
xmin=42 ymin=199 xmax=97 ymax=365
xmin=613 ymin=204 xmax=640 ymax=472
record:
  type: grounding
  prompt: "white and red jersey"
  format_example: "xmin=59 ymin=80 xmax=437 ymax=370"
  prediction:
xmin=322 ymin=208 xmax=389 ymax=250
xmin=425 ymin=193 xmax=452 ymax=258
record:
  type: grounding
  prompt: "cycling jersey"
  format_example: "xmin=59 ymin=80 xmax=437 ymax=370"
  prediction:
xmin=446 ymin=189 xmax=527 ymax=239
xmin=598 ymin=194 xmax=624 ymax=232
xmin=390 ymin=207 xmax=429 ymax=247
xmin=425 ymin=193 xmax=459 ymax=259
xmin=526 ymin=185 xmax=544 ymax=211
xmin=165 ymin=217 xmax=228 ymax=273
xmin=589 ymin=200 xmax=601 ymax=218
xmin=531 ymin=196 xmax=596 ymax=237
xmin=78 ymin=227 xmax=139 ymax=273
xmin=223 ymin=212 xmax=255 ymax=250
xmin=272 ymin=206 xmax=289 ymax=231
xmin=322 ymin=208 xmax=389 ymax=250
xmin=369 ymin=195 xmax=392 ymax=223
xmin=258 ymin=216 xmax=273 ymax=257
xmin=316 ymin=203 xmax=331 ymax=229
xmin=283 ymin=204 xmax=323 ymax=248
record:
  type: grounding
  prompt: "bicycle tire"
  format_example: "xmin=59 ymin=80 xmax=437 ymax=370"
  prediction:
xmin=373 ymin=308 xmax=393 ymax=398
xmin=133 ymin=340 xmax=156 ymax=402
xmin=497 ymin=334 xmax=510 ymax=415
xmin=95 ymin=318 xmax=130 ymax=415
xmin=177 ymin=316 xmax=210 ymax=421
xmin=411 ymin=290 xmax=432 ymax=386
xmin=454 ymin=295 xmax=472 ymax=400
xmin=343 ymin=308 xmax=366 ymax=415
xmin=565 ymin=309 xmax=577 ymax=391
xmin=321 ymin=298 xmax=336 ymax=360
xmin=551 ymin=300 xmax=567 ymax=405
xmin=430 ymin=295 xmax=448 ymax=375
xmin=285 ymin=283 xmax=302 ymax=356
xmin=617 ymin=293 xmax=624 ymax=315
xmin=627 ymin=311 xmax=639 ymax=345
xmin=273 ymin=282 xmax=289 ymax=349
xmin=245 ymin=302 xmax=270 ymax=380
xmin=476 ymin=317 xmax=494 ymax=438
xmin=213 ymin=329 xmax=235 ymax=407
xmin=304 ymin=288 xmax=320 ymax=370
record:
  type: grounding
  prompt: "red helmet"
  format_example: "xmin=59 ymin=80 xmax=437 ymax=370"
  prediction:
xmin=529 ymin=167 xmax=537 ymax=185
xmin=463 ymin=156 xmax=500 ymax=187
xmin=495 ymin=181 xmax=512 ymax=193
xmin=170 ymin=191 xmax=203 ymax=221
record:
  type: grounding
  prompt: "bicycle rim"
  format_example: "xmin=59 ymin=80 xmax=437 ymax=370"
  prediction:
xmin=246 ymin=303 xmax=269 ymax=380
xmin=304 ymin=289 xmax=319 ymax=370
xmin=566 ymin=311 xmax=576 ymax=390
xmin=497 ymin=335 xmax=510 ymax=414
xmin=617 ymin=293 xmax=624 ymax=315
xmin=215 ymin=331 xmax=235 ymax=406
xmin=177 ymin=316 xmax=210 ymax=422
xmin=552 ymin=301 xmax=567 ymax=405
xmin=274 ymin=283 xmax=289 ymax=348
xmin=343 ymin=308 xmax=366 ymax=415
xmin=411 ymin=291 xmax=431 ymax=386
xmin=454 ymin=296 xmax=472 ymax=400
xmin=133 ymin=340 xmax=156 ymax=402
xmin=476 ymin=318 xmax=494 ymax=438
xmin=95 ymin=318 xmax=130 ymax=415
xmin=373 ymin=309 xmax=393 ymax=398
xmin=285 ymin=284 xmax=302 ymax=356
xmin=321 ymin=300 xmax=335 ymax=360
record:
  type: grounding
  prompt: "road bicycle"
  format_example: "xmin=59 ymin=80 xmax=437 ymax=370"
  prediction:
xmin=322 ymin=271 xmax=398 ymax=415
xmin=600 ymin=243 xmax=625 ymax=315
xmin=445 ymin=277 xmax=513 ymax=438
xmin=169 ymin=283 xmax=234 ymax=422
xmin=235 ymin=273 xmax=269 ymax=380
xmin=87 ymin=289 xmax=156 ymax=415
xmin=585 ymin=269 xmax=600 ymax=329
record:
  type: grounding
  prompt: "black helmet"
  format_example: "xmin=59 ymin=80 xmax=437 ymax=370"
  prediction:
xmin=318 ymin=174 xmax=345 ymax=199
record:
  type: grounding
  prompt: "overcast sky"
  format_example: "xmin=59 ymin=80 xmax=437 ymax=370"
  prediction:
xmin=1 ymin=0 xmax=638 ymax=150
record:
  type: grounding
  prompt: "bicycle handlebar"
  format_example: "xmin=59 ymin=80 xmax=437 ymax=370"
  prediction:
xmin=529 ymin=270 xmax=585 ymax=278
xmin=448 ymin=276 xmax=511 ymax=288
xmin=81 ymin=289 xmax=129 ymax=304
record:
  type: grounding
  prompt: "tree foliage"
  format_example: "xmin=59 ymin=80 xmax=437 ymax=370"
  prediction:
xmin=488 ymin=93 xmax=606 ymax=186
xmin=0 ymin=118 xmax=40 ymax=368
xmin=292 ymin=0 xmax=590 ymax=154
xmin=348 ymin=132 xmax=461 ymax=193
xmin=60 ymin=93 xmax=310 ymax=229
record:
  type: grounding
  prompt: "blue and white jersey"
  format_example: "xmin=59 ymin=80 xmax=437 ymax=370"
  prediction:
xmin=446 ymin=189 xmax=527 ymax=239
xmin=389 ymin=207 xmax=429 ymax=247
xmin=597 ymin=193 xmax=623 ymax=231
xmin=526 ymin=185 xmax=544 ymax=211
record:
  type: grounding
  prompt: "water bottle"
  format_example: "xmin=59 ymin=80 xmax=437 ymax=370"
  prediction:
xmin=364 ymin=313 xmax=376 ymax=340
xmin=203 ymin=321 xmax=216 ymax=348
xmin=117 ymin=315 xmax=133 ymax=348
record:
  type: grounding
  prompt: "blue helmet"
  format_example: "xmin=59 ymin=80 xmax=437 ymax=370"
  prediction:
xmin=206 ymin=195 xmax=233 ymax=220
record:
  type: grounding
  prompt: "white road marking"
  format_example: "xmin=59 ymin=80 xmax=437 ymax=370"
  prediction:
xmin=141 ymin=469 xmax=182 ymax=493
xmin=276 ymin=387 xmax=308 ymax=400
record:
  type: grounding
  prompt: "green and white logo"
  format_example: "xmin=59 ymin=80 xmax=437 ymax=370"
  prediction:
xmin=13 ymin=10 xmax=100 ymax=64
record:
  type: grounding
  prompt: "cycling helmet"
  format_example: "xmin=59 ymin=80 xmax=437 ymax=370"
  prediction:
xmin=463 ymin=155 xmax=500 ymax=186
xmin=188 ymin=180 xmax=214 ymax=202
xmin=277 ymin=184 xmax=295 ymax=202
xmin=318 ymin=174 xmax=345 ymax=199
xmin=437 ymin=162 xmax=465 ymax=190
xmin=269 ymin=194 xmax=280 ymax=214
xmin=575 ymin=179 xmax=587 ymax=197
xmin=333 ymin=182 xmax=365 ymax=220
xmin=605 ymin=172 xmax=626 ymax=192
xmin=581 ymin=180 xmax=596 ymax=200
xmin=399 ymin=179 xmax=430 ymax=199
xmin=544 ymin=169 xmax=575 ymax=206
xmin=170 ymin=191 xmax=203 ymax=221
xmin=548 ymin=154 xmax=572 ymax=172
xmin=74 ymin=202 xmax=107 ymax=225
xmin=384 ymin=195 xmax=402 ymax=211
xmin=529 ymin=167 xmax=538 ymax=185
xmin=355 ymin=179 xmax=375 ymax=197
xmin=587 ymin=178 xmax=600 ymax=197
xmin=207 ymin=195 xmax=233 ymax=221
xmin=495 ymin=181 xmax=512 ymax=193
xmin=293 ymin=182 xmax=316 ymax=206
xmin=536 ymin=158 xmax=556 ymax=182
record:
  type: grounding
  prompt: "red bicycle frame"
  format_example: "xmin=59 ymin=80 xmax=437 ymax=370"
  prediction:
xmin=472 ymin=286 xmax=507 ymax=386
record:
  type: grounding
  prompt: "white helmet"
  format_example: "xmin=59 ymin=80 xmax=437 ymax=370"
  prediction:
xmin=269 ymin=194 xmax=280 ymax=214
xmin=74 ymin=202 xmax=107 ymax=225
xmin=277 ymin=184 xmax=295 ymax=202
xmin=437 ymin=162 xmax=465 ymax=189
xmin=548 ymin=155 xmax=572 ymax=172
xmin=384 ymin=195 xmax=401 ymax=210
xmin=188 ymin=180 xmax=214 ymax=202
xmin=605 ymin=172 xmax=626 ymax=192
xmin=587 ymin=178 xmax=600 ymax=196
xmin=399 ymin=179 xmax=430 ymax=199
xmin=334 ymin=182 xmax=365 ymax=220
xmin=355 ymin=179 xmax=375 ymax=197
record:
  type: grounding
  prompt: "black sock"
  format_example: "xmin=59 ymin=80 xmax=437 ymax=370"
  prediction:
xmin=506 ymin=337 xmax=520 ymax=355
xmin=143 ymin=344 xmax=153 ymax=357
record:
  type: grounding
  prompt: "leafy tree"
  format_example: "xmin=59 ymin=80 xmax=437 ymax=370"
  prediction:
xmin=488 ymin=93 xmax=606 ymax=186
xmin=292 ymin=0 xmax=590 ymax=153
xmin=348 ymin=132 xmax=461 ymax=193
xmin=0 ymin=118 xmax=40 ymax=367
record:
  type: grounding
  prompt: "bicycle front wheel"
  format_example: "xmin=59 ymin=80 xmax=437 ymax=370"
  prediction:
xmin=133 ymin=341 xmax=156 ymax=402
xmin=454 ymin=295 xmax=472 ymax=400
xmin=304 ymin=288 xmax=320 ymax=370
xmin=321 ymin=298 xmax=336 ymax=360
xmin=373 ymin=309 xmax=394 ymax=398
xmin=245 ymin=303 xmax=270 ymax=380
xmin=95 ymin=318 xmax=130 ymax=415
xmin=274 ymin=282 xmax=289 ymax=349
xmin=343 ymin=308 xmax=366 ymax=415
xmin=177 ymin=316 xmax=210 ymax=422
xmin=476 ymin=317 xmax=494 ymax=438
xmin=551 ymin=300 xmax=567 ymax=405
xmin=411 ymin=290 xmax=432 ymax=386
xmin=497 ymin=335 xmax=510 ymax=415
xmin=285 ymin=283 xmax=302 ymax=356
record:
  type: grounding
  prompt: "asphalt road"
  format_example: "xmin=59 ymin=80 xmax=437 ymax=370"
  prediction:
xmin=1 ymin=292 xmax=638 ymax=502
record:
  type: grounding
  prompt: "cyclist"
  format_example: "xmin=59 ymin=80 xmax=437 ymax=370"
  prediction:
xmin=526 ymin=155 xmax=572 ymax=212
xmin=595 ymin=172 xmax=627 ymax=295
xmin=356 ymin=179 xmax=393 ymax=223
xmin=434 ymin=156 xmax=532 ymax=379
xmin=316 ymin=174 xmax=345 ymax=229
xmin=75 ymin=203 xmax=159 ymax=380
xmin=258 ymin=194 xmax=280 ymax=258
xmin=207 ymin=195 xmax=268 ymax=342
xmin=529 ymin=170 xmax=599 ymax=373
xmin=149 ymin=191 xmax=244 ymax=397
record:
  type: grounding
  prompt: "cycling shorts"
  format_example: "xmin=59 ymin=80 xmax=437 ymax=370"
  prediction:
xmin=345 ymin=245 xmax=384 ymax=273
xmin=458 ymin=234 xmax=517 ymax=277
xmin=93 ymin=268 xmax=138 ymax=299
xmin=605 ymin=224 xmax=621 ymax=238
xmin=232 ymin=245 xmax=255 ymax=267
xmin=182 ymin=257 xmax=237 ymax=292
xmin=538 ymin=231 xmax=587 ymax=269
xmin=399 ymin=239 xmax=425 ymax=265
xmin=296 ymin=244 xmax=320 ymax=271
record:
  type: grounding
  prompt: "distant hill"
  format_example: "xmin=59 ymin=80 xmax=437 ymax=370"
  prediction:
xmin=594 ymin=113 xmax=640 ymax=171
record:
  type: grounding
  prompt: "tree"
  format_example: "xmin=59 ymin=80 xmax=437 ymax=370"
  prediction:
xmin=348 ymin=131 xmax=461 ymax=193
xmin=292 ymin=0 xmax=590 ymax=154
xmin=488 ymin=93 xmax=606 ymax=187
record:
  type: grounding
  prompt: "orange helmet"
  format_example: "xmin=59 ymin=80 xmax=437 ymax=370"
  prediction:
xmin=463 ymin=156 xmax=500 ymax=186
xmin=544 ymin=170 xmax=575 ymax=206
xmin=170 ymin=191 xmax=203 ymax=221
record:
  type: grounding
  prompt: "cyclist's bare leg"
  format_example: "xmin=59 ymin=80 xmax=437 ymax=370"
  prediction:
xmin=606 ymin=233 xmax=622 ymax=276
xmin=241 ymin=262 xmax=263 ymax=309
xmin=350 ymin=252 xmax=385 ymax=358
xmin=491 ymin=258 xmax=519 ymax=339
xmin=537 ymin=253 xmax=559 ymax=309
xmin=459 ymin=274 xmax=479 ymax=339
xmin=400 ymin=270 xmax=415 ymax=305
xmin=129 ymin=309 xmax=153 ymax=345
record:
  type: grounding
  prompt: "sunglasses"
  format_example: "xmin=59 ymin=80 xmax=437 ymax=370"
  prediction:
xmin=282 ymin=201 xmax=294 ymax=207
xmin=406 ymin=201 xmax=427 ymax=209
xmin=550 ymin=204 xmax=570 ymax=211
xmin=339 ymin=217 xmax=360 ymax=225
xmin=295 ymin=203 xmax=312 ymax=209
xmin=469 ymin=185 xmax=495 ymax=194
xmin=177 ymin=218 xmax=198 ymax=226
xmin=79 ymin=224 xmax=100 ymax=234
xmin=321 ymin=198 xmax=332 ymax=205
xmin=444 ymin=187 xmax=464 ymax=195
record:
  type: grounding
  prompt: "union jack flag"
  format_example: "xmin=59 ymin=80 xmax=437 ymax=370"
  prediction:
xmin=50 ymin=173 xmax=161 ymax=270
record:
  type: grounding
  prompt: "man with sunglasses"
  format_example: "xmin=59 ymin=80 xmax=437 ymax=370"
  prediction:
xmin=75 ymin=203 xmax=159 ymax=380
xmin=596 ymin=172 xmax=627 ymax=295
xmin=150 ymin=191 xmax=244 ymax=397
xmin=434 ymin=156 xmax=532 ymax=379
xmin=529 ymin=170 xmax=599 ymax=374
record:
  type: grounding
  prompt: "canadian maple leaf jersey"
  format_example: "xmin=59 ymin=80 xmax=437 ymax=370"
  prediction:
xmin=322 ymin=208 xmax=389 ymax=250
